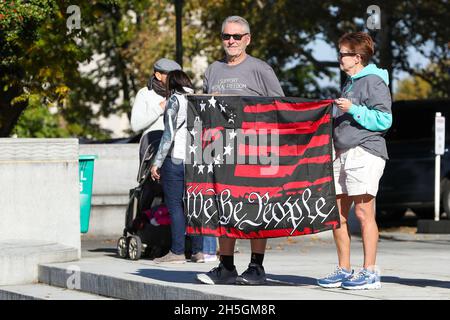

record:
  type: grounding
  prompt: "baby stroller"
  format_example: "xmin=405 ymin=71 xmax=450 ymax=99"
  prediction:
xmin=116 ymin=131 xmax=172 ymax=260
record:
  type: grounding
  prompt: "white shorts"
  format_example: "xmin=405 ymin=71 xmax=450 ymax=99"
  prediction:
xmin=333 ymin=146 xmax=385 ymax=196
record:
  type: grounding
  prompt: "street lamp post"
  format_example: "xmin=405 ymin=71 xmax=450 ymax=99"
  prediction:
xmin=174 ymin=0 xmax=183 ymax=68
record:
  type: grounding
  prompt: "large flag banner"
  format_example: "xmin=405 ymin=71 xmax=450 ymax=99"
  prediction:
xmin=184 ymin=95 xmax=340 ymax=239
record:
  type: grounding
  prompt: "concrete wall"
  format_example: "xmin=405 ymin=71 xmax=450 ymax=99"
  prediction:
xmin=79 ymin=144 xmax=140 ymax=239
xmin=0 ymin=138 xmax=81 ymax=254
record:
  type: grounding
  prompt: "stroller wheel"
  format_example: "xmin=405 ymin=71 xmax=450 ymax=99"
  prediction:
xmin=117 ymin=236 xmax=129 ymax=259
xmin=128 ymin=235 xmax=142 ymax=260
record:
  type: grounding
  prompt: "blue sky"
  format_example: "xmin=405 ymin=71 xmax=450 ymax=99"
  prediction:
xmin=308 ymin=38 xmax=431 ymax=92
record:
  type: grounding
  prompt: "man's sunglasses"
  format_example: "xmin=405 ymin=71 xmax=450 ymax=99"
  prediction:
xmin=338 ymin=52 xmax=359 ymax=58
xmin=221 ymin=33 xmax=249 ymax=40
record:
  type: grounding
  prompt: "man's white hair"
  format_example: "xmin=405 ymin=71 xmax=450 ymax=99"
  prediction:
xmin=221 ymin=16 xmax=251 ymax=34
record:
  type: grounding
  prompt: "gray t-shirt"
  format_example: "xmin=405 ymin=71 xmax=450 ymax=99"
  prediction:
xmin=203 ymin=55 xmax=284 ymax=96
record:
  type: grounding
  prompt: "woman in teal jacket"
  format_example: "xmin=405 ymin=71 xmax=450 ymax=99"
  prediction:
xmin=317 ymin=32 xmax=392 ymax=290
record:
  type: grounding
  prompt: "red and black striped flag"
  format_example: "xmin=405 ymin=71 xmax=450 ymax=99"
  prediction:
xmin=184 ymin=95 xmax=340 ymax=238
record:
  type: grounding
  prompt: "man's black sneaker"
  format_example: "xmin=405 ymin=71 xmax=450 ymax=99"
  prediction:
xmin=235 ymin=263 xmax=267 ymax=285
xmin=196 ymin=262 xmax=238 ymax=285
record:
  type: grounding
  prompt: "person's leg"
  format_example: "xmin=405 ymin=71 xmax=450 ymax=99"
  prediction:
xmin=218 ymin=237 xmax=236 ymax=270
xmin=340 ymin=147 xmax=384 ymax=289
xmin=190 ymin=235 xmax=203 ymax=255
xmin=329 ymin=147 xmax=354 ymax=270
xmin=234 ymin=239 xmax=268 ymax=285
xmin=317 ymin=194 xmax=354 ymax=288
xmin=189 ymin=234 xmax=205 ymax=263
xmin=250 ymin=238 xmax=266 ymax=254
xmin=219 ymin=237 xmax=236 ymax=255
xmin=249 ymin=238 xmax=266 ymax=266
xmin=160 ymin=159 xmax=185 ymax=256
xmin=201 ymin=237 xmax=217 ymax=262
xmin=333 ymin=194 xmax=353 ymax=270
xmin=352 ymin=194 xmax=378 ymax=269
xmin=203 ymin=236 xmax=216 ymax=255
xmin=196 ymin=236 xmax=238 ymax=284
xmin=341 ymin=195 xmax=381 ymax=290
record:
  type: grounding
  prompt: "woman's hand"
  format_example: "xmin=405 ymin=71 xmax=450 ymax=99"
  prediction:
xmin=150 ymin=165 xmax=160 ymax=181
xmin=335 ymin=98 xmax=352 ymax=113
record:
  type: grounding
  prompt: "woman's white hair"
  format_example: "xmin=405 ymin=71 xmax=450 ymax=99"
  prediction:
xmin=221 ymin=16 xmax=251 ymax=34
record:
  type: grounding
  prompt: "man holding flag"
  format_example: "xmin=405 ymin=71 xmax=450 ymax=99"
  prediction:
xmin=196 ymin=15 xmax=285 ymax=285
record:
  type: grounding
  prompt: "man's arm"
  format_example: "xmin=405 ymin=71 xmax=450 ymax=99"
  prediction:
xmin=130 ymin=89 xmax=165 ymax=133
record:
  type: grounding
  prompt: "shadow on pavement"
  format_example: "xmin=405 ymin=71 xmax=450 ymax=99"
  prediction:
xmin=133 ymin=268 xmax=206 ymax=284
xmin=132 ymin=268 xmax=317 ymax=286
xmin=382 ymin=276 xmax=450 ymax=289
xmin=265 ymin=274 xmax=318 ymax=286
xmin=88 ymin=248 xmax=117 ymax=254
xmin=379 ymin=238 xmax=450 ymax=245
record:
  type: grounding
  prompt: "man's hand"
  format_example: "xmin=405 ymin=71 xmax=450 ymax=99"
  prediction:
xmin=335 ymin=98 xmax=352 ymax=113
xmin=150 ymin=165 xmax=160 ymax=181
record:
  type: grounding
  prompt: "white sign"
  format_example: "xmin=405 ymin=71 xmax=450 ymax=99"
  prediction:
xmin=435 ymin=113 xmax=445 ymax=155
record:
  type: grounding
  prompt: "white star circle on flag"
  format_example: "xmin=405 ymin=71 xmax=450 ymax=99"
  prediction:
xmin=189 ymin=144 xmax=197 ymax=154
xmin=208 ymin=96 xmax=217 ymax=108
xmin=224 ymin=144 xmax=233 ymax=156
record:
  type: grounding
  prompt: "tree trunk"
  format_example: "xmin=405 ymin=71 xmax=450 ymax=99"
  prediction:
xmin=377 ymin=7 xmax=394 ymax=94
xmin=0 ymin=84 xmax=28 ymax=137
xmin=175 ymin=0 xmax=183 ymax=68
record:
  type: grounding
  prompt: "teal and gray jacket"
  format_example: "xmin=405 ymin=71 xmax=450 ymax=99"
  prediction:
xmin=333 ymin=63 xmax=392 ymax=160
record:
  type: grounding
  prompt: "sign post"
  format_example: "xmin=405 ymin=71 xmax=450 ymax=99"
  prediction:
xmin=435 ymin=112 xmax=445 ymax=221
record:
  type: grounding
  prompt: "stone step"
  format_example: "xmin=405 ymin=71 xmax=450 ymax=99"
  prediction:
xmin=0 ymin=283 xmax=115 ymax=300
xmin=38 ymin=257 xmax=238 ymax=300
xmin=0 ymin=240 xmax=79 ymax=285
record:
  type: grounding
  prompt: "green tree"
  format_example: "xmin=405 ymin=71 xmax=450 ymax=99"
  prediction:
xmin=67 ymin=0 xmax=149 ymax=126
xmin=395 ymin=62 xmax=450 ymax=100
xmin=2 ymin=1 xmax=449 ymax=138
xmin=193 ymin=0 xmax=340 ymax=97
xmin=0 ymin=0 xmax=91 ymax=137
xmin=0 ymin=0 xmax=118 ymax=138
xmin=124 ymin=0 xmax=216 ymax=89
xmin=394 ymin=76 xmax=432 ymax=100
xmin=11 ymin=94 xmax=70 ymax=138
xmin=194 ymin=0 xmax=449 ymax=96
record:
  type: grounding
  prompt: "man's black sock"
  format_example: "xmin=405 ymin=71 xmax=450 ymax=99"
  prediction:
xmin=250 ymin=252 xmax=264 ymax=266
xmin=220 ymin=255 xmax=235 ymax=271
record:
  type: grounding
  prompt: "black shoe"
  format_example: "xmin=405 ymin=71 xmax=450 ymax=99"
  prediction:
xmin=196 ymin=262 xmax=238 ymax=285
xmin=235 ymin=263 xmax=266 ymax=285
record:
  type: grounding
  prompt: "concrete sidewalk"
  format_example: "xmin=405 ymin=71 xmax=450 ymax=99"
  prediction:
xmin=22 ymin=231 xmax=450 ymax=300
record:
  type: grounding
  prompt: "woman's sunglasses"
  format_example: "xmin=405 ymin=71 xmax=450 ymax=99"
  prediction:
xmin=221 ymin=33 xmax=249 ymax=41
xmin=338 ymin=52 xmax=359 ymax=58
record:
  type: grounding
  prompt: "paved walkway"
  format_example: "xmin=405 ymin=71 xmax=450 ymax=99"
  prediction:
xmin=72 ymin=231 xmax=450 ymax=300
